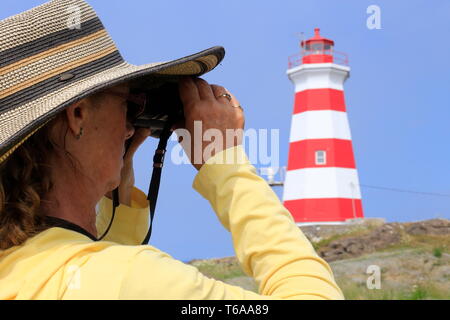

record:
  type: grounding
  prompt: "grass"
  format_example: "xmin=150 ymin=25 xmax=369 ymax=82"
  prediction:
xmin=189 ymin=222 xmax=450 ymax=300
xmin=433 ymin=247 xmax=443 ymax=258
xmin=337 ymin=281 xmax=450 ymax=300
xmin=311 ymin=226 xmax=376 ymax=251
xmin=194 ymin=259 xmax=450 ymax=300
xmin=191 ymin=259 xmax=247 ymax=280
xmin=312 ymin=234 xmax=343 ymax=250
xmin=381 ymin=233 xmax=450 ymax=254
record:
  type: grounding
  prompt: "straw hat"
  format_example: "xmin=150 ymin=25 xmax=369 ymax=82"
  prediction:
xmin=0 ymin=0 xmax=224 ymax=165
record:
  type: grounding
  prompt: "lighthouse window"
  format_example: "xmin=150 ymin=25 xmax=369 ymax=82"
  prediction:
xmin=311 ymin=43 xmax=323 ymax=52
xmin=315 ymin=150 xmax=327 ymax=165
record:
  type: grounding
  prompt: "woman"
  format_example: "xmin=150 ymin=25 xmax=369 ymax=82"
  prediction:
xmin=0 ymin=0 xmax=344 ymax=299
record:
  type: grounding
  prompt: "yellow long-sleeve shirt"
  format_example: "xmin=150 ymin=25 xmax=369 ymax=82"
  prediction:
xmin=0 ymin=146 xmax=344 ymax=300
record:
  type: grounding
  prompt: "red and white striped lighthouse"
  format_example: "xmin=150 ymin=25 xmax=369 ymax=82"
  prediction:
xmin=283 ymin=28 xmax=364 ymax=224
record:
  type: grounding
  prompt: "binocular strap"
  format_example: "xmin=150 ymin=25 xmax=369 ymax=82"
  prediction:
xmin=97 ymin=121 xmax=174 ymax=244
xmin=142 ymin=122 xmax=173 ymax=244
xmin=97 ymin=187 xmax=120 ymax=241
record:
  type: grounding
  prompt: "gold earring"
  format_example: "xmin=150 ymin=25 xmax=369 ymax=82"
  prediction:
xmin=76 ymin=127 xmax=84 ymax=140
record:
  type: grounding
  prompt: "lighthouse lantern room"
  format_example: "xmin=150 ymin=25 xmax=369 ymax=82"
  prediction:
xmin=302 ymin=28 xmax=334 ymax=64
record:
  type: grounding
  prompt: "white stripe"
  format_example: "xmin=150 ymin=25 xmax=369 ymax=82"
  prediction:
xmin=287 ymin=63 xmax=350 ymax=92
xmin=282 ymin=167 xmax=362 ymax=200
xmin=289 ymin=110 xmax=352 ymax=142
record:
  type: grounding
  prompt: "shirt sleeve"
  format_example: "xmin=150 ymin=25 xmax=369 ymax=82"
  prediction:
xmin=96 ymin=186 xmax=150 ymax=245
xmin=118 ymin=146 xmax=344 ymax=300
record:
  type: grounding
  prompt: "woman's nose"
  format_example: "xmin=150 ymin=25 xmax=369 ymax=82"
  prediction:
xmin=125 ymin=121 xmax=135 ymax=140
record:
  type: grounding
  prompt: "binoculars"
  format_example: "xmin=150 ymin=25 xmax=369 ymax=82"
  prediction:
xmin=129 ymin=77 xmax=186 ymax=139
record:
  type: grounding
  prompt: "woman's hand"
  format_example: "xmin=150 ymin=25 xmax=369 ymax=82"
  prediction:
xmin=175 ymin=77 xmax=245 ymax=171
xmin=105 ymin=128 xmax=152 ymax=206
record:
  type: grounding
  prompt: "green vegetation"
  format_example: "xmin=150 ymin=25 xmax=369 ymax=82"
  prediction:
xmin=189 ymin=220 xmax=450 ymax=300
xmin=337 ymin=281 xmax=450 ymax=300
xmin=191 ymin=256 xmax=450 ymax=299
xmin=433 ymin=247 xmax=443 ymax=258
xmin=190 ymin=259 xmax=247 ymax=280
xmin=311 ymin=225 xmax=378 ymax=251
xmin=381 ymin=233 xmax=449 ymax=255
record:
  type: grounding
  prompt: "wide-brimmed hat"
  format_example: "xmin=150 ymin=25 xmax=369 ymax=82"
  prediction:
xmin=0 ymin=0 xmax=224 ymax=165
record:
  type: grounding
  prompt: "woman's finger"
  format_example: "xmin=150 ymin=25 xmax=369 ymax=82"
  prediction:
xmin=194 ymin=78 xmax=215 ymax=101
xmin=210 ymin=85 xmax=227 ymax=103
xmin=211 ymin=85 xmax=231 ymax=104
xmin=123 ymin=128 xmax=151 ymax=161
xmin=179 ymin=77 xmax=200 ymax=106
xmin=211 ymin=85 xmax=241 ymax=110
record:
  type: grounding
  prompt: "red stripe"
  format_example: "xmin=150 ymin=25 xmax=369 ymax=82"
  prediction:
xmin=287 ymin=139 xmax=356 ymax=170
xmin=294 ymin=89 xmax=346 ymax=114
xmin=302 ymin=55 xmax=333 ymax=64
xmin=284 ymin=198 xmax=364 ymax=223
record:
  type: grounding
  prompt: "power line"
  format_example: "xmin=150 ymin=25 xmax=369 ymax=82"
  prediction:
xmin=258 ymin=167 xmax=450 ymax=198
xmin=358 ymin=184 xmax=450 ymax=198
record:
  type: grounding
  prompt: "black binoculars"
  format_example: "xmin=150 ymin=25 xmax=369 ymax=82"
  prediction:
xmin=128 ymin=77 xmax=187 ymax=139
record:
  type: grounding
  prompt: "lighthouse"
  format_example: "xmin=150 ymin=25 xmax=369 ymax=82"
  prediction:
xmin=283 ymin=28 xmax=364 ymax=225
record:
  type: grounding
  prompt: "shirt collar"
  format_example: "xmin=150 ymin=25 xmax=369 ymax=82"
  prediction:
xmin=44 ymin=216 xmax=98 ymax=241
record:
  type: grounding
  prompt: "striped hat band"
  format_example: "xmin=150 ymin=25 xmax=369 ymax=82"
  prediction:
xmin=0 ymin=0 xmax=224 ymax=164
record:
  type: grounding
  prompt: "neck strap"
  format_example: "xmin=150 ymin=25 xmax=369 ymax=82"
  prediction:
xmin=142 ymin=121 xmax=173 ymax=244
xmin=98 ymin=121 xmax=174 ymax=245
xmin=44 ymin=216 xmax=97 ymax=241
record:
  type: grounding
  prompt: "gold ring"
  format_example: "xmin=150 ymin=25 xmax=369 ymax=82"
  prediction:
xmin=216 ymin=93 xmax=232 ymax=102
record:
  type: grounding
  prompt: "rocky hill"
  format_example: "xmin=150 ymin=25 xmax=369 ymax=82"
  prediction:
xmin=188 ymin=218 xmax=450 ymax=299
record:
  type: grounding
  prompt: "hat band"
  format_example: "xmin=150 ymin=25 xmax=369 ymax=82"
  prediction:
xmin=0 ymin=51 xmax=123 ymax=115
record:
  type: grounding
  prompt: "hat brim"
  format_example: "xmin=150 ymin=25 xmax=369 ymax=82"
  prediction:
xmin=0 ymin=46 xmax=225 ymax=164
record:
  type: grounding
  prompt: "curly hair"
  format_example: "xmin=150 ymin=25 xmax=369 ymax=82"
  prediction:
xmin=0 ymin=120 xmax=57 ymax=249
xmin=0 ymin=100 xmax=101 ymax=250
xmin=0 ymin=95 xmax=101 ymax=250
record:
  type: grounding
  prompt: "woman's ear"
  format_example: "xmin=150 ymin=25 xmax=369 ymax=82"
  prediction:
xmin=65 ymin=99 xmax=90 ymax=138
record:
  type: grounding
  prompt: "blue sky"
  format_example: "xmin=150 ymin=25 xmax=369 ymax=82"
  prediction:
xmin=2 ymin=0 xmax=449 ymax=261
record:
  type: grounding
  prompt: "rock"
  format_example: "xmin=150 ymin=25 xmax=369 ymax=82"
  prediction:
xmin=316 ymin=223 xmax=402 ymax=262
xmin=405 ymin=219 xmax=450 ymax=236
